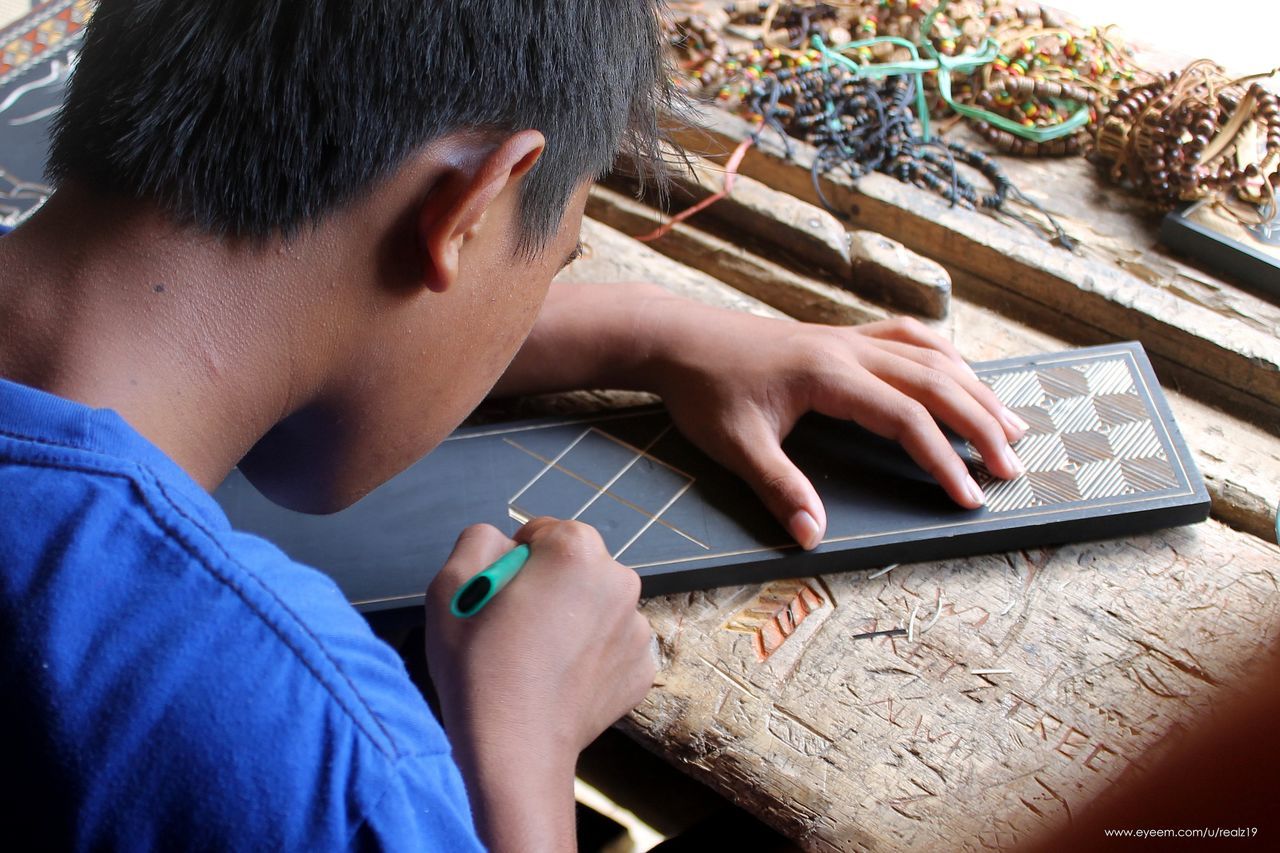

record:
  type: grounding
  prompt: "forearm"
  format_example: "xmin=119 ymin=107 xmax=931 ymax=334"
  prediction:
xmin=447 ymin=718 xmax=578 ymax=852
xmin=490 ymin=280 xmax=692 ymax=398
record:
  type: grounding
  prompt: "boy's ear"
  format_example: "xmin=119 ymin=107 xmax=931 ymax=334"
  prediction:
xmin=417 ymin=130 xmax=546 ymax=293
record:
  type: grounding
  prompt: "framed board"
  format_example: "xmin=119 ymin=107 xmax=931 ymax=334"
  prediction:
xmin=215 ymin=341 xmax=1209 ymax=611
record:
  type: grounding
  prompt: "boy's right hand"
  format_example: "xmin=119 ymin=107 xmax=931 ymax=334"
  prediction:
xmin=423 ymin=518 xmax=655 ymax=852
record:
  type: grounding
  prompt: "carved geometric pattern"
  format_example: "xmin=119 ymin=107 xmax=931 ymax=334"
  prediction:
xmin=971 ymin=357 xmax=1179 ymax=512
xmin=723 ymin=579 xmax=826 ymax=661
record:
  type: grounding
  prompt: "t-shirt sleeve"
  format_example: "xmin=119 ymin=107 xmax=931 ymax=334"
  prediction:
xmin=206 ymin=530 xmax=487 ymax=851
xmin=46 ymin=511 xmax=487 ymax=851
xmin=0 ymin=401 xmax=487 ymax=851
xmin=354 ymin=752 xmax=486 ymax=851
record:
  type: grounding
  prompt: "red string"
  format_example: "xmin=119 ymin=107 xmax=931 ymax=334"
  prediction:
xmin=635 ymin=135 xmax=755 ymax=242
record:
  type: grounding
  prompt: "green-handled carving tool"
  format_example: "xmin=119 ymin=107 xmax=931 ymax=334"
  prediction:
xmin=449 ymin=544 xmax=531 ymax=618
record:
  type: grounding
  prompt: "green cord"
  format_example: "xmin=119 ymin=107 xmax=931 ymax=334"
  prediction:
xmin=923 ymin=0 xmax=1090 ymax=142
xmin=811 ymin=34 xmax=934 ymax=140
xmin=808 ymin=0 xmax=1091 ymax=145
xmin=933 ymin=53 xmax=1091 ymax=142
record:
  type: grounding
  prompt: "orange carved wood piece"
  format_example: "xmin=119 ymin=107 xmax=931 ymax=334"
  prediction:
xmin=724 ymin=579 xmax=825 ymax=660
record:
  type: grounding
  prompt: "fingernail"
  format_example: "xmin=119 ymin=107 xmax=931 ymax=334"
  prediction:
xmin=789 ymin=509 xmax=822 ymax=550
xmin=1002 ymin=444 xmax=1027 ymax=477
xmin=1003 ymin=406 xmax=1030 ymax=433
xmin=965 ymin=474 xmax=987 ymax=506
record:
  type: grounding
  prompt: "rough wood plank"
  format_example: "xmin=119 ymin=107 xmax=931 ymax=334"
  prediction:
xmin=945 ymin=123 xmax=1280 ymax=344
xmin=668 ymin=105 xmax=1280 ymax=428
xmin=612 ymin=150 xmax=855 ymax=286
xmin=608 ymin=151 xmax=950 ymax=318
xmin=586 ymin=185 xmax=893 ymax=328
xmin=628 ymin=523 xmax=1280 ymax=852
xmin=572 ymin=217 xmax=787 ymax=321
xmin=848 ymin=230 xmax=951 ymax=320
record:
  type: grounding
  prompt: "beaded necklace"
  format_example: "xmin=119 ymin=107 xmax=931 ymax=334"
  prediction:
xmin=664 ymin=3 xmax=1074 ymax=245
xmin=964 ymin=17 xmax=1146 ymax=156
xmin=1095 ymin=61 xmax=1280 ymax=224
xmin=664 ymin=1 xmax=1279 ymax=233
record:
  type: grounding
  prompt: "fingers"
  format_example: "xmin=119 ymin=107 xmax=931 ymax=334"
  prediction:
xmin=856 ymin=317 xmax=970 ymax=371
xmin=871 ymin=338 xmax=1029 ymax=442
xmin=515 ymin=518 xmax=651 ymax=713
xmin=515 ymin=516 xmax=641 ymax=597
xmin=855 ymin=312 xmax=962 ymax=358
xmin=514 ymin=515 xmax=606 ymax=560
xmin=854 ymin=318 xmax=1032 ymax=440
xmin=427 ymin=523 xmax=517 ymax=606
xmin=813 ymin=368 xmax=990 ymax=509
xmin=862 ymin=346 xmax=1027 ymax=480
xmin=710 ymin=413 xmax=827 ymax=549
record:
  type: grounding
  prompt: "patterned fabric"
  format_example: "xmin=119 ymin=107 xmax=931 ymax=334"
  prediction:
xmin=0 ymin=0 xmax=89 ymax=228
xmin=973 ymin=356 xmax=1179 ymax=512
xmin=0 ymin=0 xmax=91 ymax=87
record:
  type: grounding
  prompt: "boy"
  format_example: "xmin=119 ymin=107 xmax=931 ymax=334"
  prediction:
xmin=0 ymin=1 xmax=1025 ymax=849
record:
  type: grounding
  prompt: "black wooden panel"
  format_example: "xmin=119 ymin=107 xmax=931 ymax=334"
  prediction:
xmin=215 ymin=342 xmax=1209 ymax=612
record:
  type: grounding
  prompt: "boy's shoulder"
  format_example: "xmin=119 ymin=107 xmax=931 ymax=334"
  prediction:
xmin=0 ymin=378 xmax=480 ymax=849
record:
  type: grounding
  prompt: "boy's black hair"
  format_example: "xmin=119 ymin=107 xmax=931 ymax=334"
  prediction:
xmin=48 ymin=0 xmax=674 ymax=254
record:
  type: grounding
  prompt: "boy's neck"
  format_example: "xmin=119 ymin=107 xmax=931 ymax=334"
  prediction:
xmin=0 ymin=184 xmax=341 ymax=490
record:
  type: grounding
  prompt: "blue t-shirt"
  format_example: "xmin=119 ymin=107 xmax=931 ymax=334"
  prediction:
xmin=0 ymin=378 xmax=484 ymax=850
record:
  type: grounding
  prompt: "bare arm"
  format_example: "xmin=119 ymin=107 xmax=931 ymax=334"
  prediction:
xmin=489 ymin=280 xmax=673 ymax=398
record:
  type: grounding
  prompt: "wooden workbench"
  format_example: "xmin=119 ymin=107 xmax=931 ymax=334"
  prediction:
xmin=547 ymin=101 xmax=1280 ymax=848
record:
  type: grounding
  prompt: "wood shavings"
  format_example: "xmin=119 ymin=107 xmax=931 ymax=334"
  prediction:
xmin=970 ymin=668 xmax=1013 ymax=676
xmin=998 ymin=599 xmax=1017 ymax=616
xmin=919 ymin=597 xmax=945 ymax=635
xmin=901 ymin=601 xmax=921 ymax=640
xmin=902 ymin=596 xmax=944 ymax=644
xmin=758 ymin=1 xmax=781 ymax=44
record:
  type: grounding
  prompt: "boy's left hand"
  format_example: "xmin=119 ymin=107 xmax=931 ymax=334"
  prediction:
xmin=640 ymin=306 xmax=1028 ymax=549
xmin=499 ymin=282 xmax=1029 ymax=551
